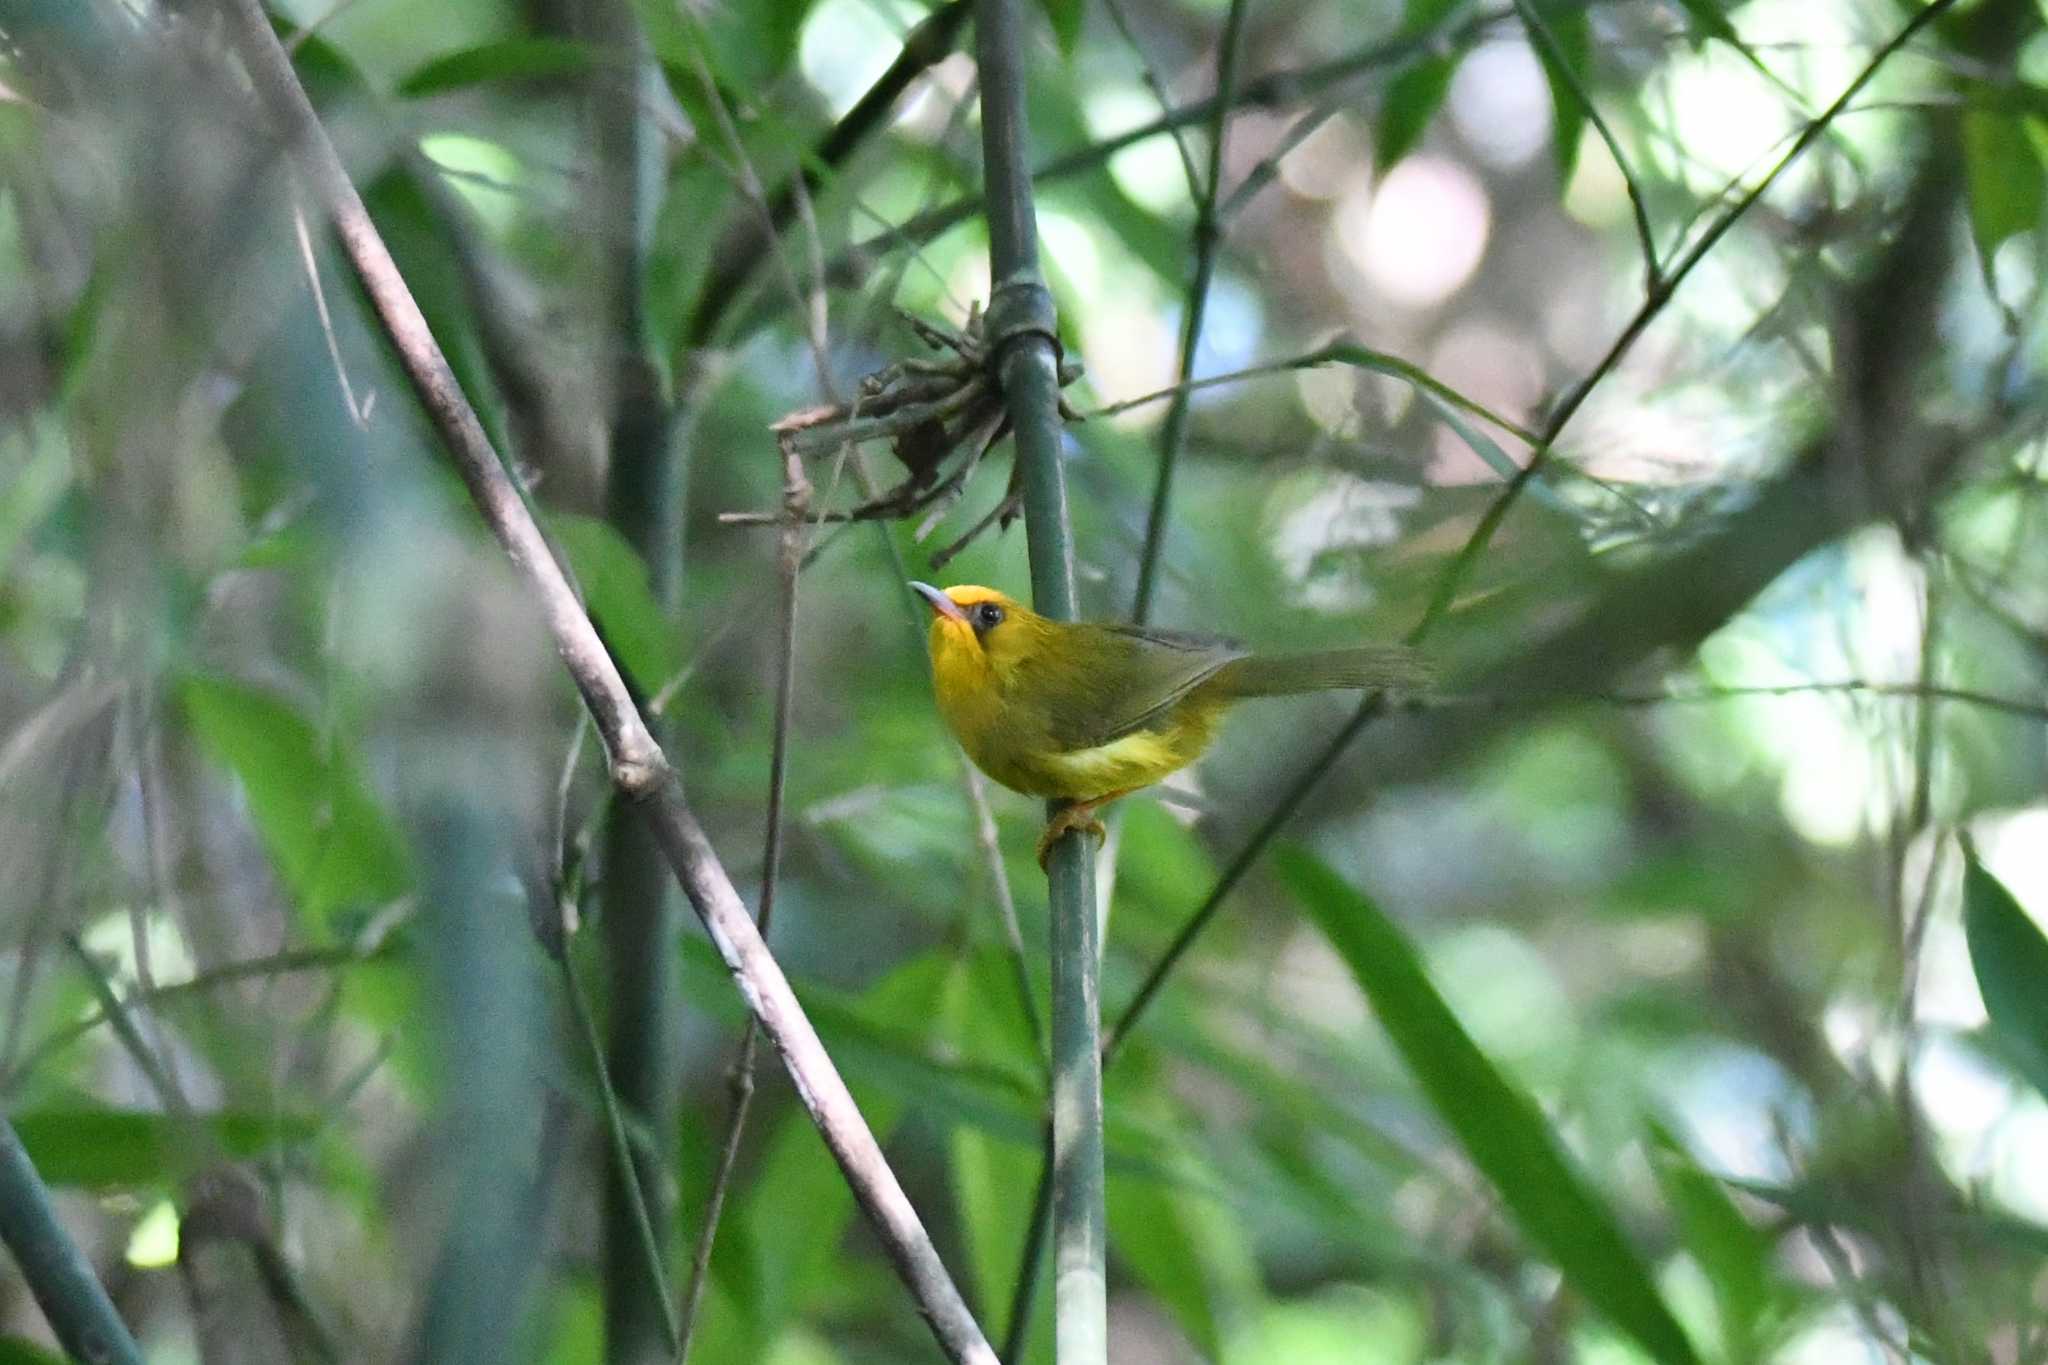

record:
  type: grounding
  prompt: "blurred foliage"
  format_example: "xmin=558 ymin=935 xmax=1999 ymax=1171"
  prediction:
xmin=3 ymin=0 xmax=2048 ymax=1362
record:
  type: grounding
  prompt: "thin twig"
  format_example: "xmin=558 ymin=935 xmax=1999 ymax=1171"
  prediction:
xmin=677 ymin=446 xmax=808 ymax=1362
xmin=1217 ymin=99 xmax=1339 ymax=222
xmin=1099 ymin=0 xmax=1203 ymax=194
xmin=1414 ymin=0 xmax=1962 ymax=638
xmin=1585 ymin=680 xmax=2048 ymax=723
xmin=681 ymin=0 xmax=972 ymax=349
xmin=1000 ymin=1122 xmax=1055 ymax=1361
xmin=3 ymin=940 xmax=400 ymax=1094
xmin=855 ymin=452 xmax=1046 ymax=1055
xmin=60 ymin=932 xmax=190 ymax=1117
xmin=215 ymin=5 xmax=995 ymax=1357
xmin=1091 ymin=344 xmax=1540 ymax=445
xmin=1141 ymin=4 xmax=1969 ymax=1002
xmin=292 ymin=199 xmax=368 ymax=427
xmin=1103 ymin=693 xmax=1387 ymax=1064
xmin=1091 ymin=343 xmax=1655 ymax=523
xmin=837 ymin=5 xmax=1523 ymax=287
xmin=558 ymin=930 xmax=683 ymax=1355
xmin=1130 ymin=0 xmax=1252 ymax=626
xmin=964 ymin=762 xmax=1045 ymax=1056
xmin=1510 ymin=0 xmax=1659 ymax=287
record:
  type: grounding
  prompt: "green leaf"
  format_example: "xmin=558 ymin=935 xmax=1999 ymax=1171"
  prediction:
xmin=1963 ymin=848 xmax=2048 ymax=1102
xmin=544 ymin=514 xmax=682 ymax=695
xmin=1279 ymin=850 xmax=1702 ymax=1365
xmin=396 ymin=39 xmax=598 ymax=98
xmin=179 ymin=676 xmax=411 ymax=925
xmin=13 ymin=1108 xmax=314 ymax=1188
xmin=1036 ymin=0 xmax=1083 ymax=56
xmin=0 ymin=1338 xmax=70 ymax=1365
xmin=1374 ymin=54 xmax=1459 ymax=172
xmin=1532 ymin=7 xmax=1591 ymax=184
xmin=1648 ymin=1125 xmax=1780 ymax=1362
xmin=1962 ymin=111 xmax=2046 ymax=285
xmin=1669 ymin=0 xmax=1788 ymax=88
xmin=1107 ymin=1172 xmax=1221 ymax=1358
xmin=1401 ymin=0 xmax=1461 ymax=32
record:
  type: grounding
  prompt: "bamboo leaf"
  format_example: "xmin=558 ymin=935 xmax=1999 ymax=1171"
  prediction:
xmin=1036 ymin=0 xmax=1084 ymax=56
xmin=13 ymin=1109 xmax=314 ymax=1189
xmin=396 ymin=39 xmax=598 ymax=98
xmin=1962 ymin=111 xmax=2046 ymax=286
xmin=545 ymin=514 xmax=683 ymax=695
xmin=179 ymin=676 xmax=411 ymax=925
xmin=1648 ymin=1124 xmax=1784 ymax=1361
xmin=1532 ymin=8 xmax=1591 ymax=184
xmin=1669 ymin=0 xmax=1785 ymax=87
xmin=1107 ymin=1173 xmax=1221 ymax=1357
xmin=1374 ymin=54 xmax=1458 ymax=171
xmin=1279 ymin=849 xmax=1702 ymax=1365
xmin=1963 ymin=848 xmax=2048 ymax=1102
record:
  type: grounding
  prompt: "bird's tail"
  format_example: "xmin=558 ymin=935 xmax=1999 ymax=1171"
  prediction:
xmin=1210 ymin=645 xmax=1431 ymax=697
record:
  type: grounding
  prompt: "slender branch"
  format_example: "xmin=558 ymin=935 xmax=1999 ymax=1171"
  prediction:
xmin=1091 ymin=344 xmax=1653 ymax=522
xmin=3 ymin=942 xmax=398 ymax=1093
xmin=677 ymin=447 xmax=806 ymax=1362
xmin=1131 ymin=0 xmax=1252 ymax=626
xmin=558 ymin=932 xmax=683 ymax=1355
xmin=681 ymin=0 xmax=971 ymax=350
xmin=1000 ymin=1122 xmax=1055 ymax=1361
xmin=1370 ymin=679 xmax=2048 ymax=722
xmin=1414 ymin=0 xmax=1962 ymax=638
xmin=0 ymin=1117 xmax=146 ymax=1365
xmin=60 ymin=932 xmax=190 ymax=1117
xmin=832 ymin=5 xmax=1522 ymax=296
xmin=1217 ymin=100 xmax=1338 ymax=222
xmin=855 ymin=455 xmax=1046 ymax=1055
xmin=1106 ymin=0 xmax=1965 ymax=1046
xmin=974 ymin=3 xmax=1107 ymax=1363
xmin=964 ymin=762 xmax=1046 ymax=1057
xmin=1103 ymin=694 xmax=1387 ymax=1063
xmin=1590 ymin=679 xmax=2048 ymax=723
xmin=215 ymin=6 xmax=995 ymax=1358
xmin=1091 ymin=343 xmax=1540 ymax=446
xmin=1099 ymin=0 xmax=1203 ymax=194
xmin=1511 ymin=0 xmax=1658 ymax=287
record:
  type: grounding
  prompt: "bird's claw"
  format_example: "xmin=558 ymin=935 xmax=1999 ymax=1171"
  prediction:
xmin=1036 ymin=805 xmax=1106 ymax=871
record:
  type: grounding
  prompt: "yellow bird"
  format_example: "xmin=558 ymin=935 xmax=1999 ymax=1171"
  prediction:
xmin=909 ymin=582 xmax=1429 ymax=865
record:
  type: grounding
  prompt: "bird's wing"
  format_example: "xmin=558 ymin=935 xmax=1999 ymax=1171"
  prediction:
xmin=1023 ymin=623 xmax=1247 ymax=751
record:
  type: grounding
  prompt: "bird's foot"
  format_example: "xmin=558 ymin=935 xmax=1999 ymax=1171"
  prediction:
xmin=1036 ymin=803 xmax=1107 ymax=871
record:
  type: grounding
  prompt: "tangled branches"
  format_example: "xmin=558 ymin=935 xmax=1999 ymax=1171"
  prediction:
xmin=722 ymin=307 xmax=1085 ymax=567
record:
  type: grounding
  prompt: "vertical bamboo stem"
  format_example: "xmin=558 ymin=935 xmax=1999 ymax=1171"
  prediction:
xmin=973 ymin=0 xmax=1107 ymax=1359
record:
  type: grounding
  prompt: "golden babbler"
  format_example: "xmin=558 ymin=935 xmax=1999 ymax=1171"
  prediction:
xmin=910 ymin=582 xmax=1429 ymax=865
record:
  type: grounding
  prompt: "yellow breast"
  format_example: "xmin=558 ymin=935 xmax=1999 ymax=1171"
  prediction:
xmin=928 ymin=624 xmax=1224 ymax=799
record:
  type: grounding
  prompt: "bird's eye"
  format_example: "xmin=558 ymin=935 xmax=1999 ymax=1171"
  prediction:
xmin=974 ymin=603 xmax=1004 ymax=630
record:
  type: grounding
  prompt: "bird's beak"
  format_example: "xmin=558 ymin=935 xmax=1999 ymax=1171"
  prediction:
xmin=908 ymin=580 xmax=967 ymax=624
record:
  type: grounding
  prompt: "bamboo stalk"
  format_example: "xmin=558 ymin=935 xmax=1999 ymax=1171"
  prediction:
xmin=0 ymin=1116 xmax=146 ymax=1365
xmin=972 ymin=0 xmax=1107 ymax=1359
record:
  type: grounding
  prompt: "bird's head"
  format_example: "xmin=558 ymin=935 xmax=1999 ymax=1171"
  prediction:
xmin=908 ymin=582 xmax=1052 ymax=694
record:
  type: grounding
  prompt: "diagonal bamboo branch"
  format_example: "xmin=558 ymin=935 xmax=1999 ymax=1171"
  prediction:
xmin=212 ymin=4 xmax=996 ymax=1360
xmin=0 ymin=1117 xmax=146 ymax=1365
